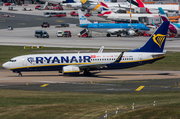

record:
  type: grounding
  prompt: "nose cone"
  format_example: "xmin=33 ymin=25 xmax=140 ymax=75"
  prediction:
xmin=2 ymin=62 xmax=9 ymax=69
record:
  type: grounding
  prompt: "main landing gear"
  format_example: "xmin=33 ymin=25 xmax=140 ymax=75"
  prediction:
xmin=18 ymin=72 xmax=22 ymax=77
xmin=83 ymin=70 xmax=92 ymax=76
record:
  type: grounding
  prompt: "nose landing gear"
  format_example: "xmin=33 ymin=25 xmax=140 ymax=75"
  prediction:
xmin=18 ymin=72 xmax=22 ymax=77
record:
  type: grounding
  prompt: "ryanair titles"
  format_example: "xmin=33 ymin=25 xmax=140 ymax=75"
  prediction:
xmin=27 ymin=56 xmax=91 ymax=64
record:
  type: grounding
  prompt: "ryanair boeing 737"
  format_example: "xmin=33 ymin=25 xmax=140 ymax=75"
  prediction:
xmin=2 ymin=21 xmax=169 ymax=76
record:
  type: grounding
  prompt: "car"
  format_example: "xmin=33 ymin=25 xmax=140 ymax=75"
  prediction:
xmin=35 ymin=5 xmax=41 ymax=9
xmin=84 ymin=12 xmax=91 ymax=17
xmin=22 ymin=7 xmax=32 ymax=11
xmin=41 ymin=22 xmax=50 ymax=28
xmin=55 ymin=23 xmax=69 ymax=28
xmin=56 ymin=31 xmax=63 ymax=37
xmin=53 ymin=5 xmax=63 ymax=10
xmin=70 ymin=11 xmax=78 ymax=16
xmin=5 ymin=2 xmax=11 ymax=6
xmin=35 ymin=30 xmax=49 ymax=38
xmin=7 ymin=26 xmax=13 ymax=30
xmin=63 ymin=31 xmax=71 ymax=37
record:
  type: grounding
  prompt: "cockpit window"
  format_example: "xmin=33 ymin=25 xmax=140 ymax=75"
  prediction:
xmin=9 ymin=60 xmax=16 ymax=62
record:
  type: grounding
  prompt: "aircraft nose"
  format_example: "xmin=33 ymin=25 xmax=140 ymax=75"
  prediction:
xmin=2 ymin=62 xmax=10 ymax=69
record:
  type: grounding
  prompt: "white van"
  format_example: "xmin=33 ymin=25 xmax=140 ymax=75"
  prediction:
xmin=56 ymin=31 xmax=63 ymax=37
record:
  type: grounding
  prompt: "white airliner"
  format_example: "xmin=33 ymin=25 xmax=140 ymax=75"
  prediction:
xmin=98 ymin=2 xmax=159 ymax=21
xmin=77 ymin=9 xmax=149 ymax=37
xmin=2 ymin=21 xmax=169 ymax=76
xmin=126 ymin=0 xmax=179 ymax=14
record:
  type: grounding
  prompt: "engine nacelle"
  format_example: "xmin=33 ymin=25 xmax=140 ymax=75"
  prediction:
xmin=127 ymin=29 xmax=135 ymax=36
xmin=63 ymin=66 xmax=80 ymax=75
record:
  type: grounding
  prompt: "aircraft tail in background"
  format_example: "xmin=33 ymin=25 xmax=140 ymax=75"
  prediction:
xmin=99 ymin=2 xmax=112 ymax=14
xmin=126 ymin=0 xmax=145 ymax=7
xmin=78 ymin=9 xmax=91 ymax=25
xmin=130 ymin=21 xmax=169 ymax=52
xmin=158 ymin=7 xmax=169 ymax=21
xmin=126 ymin=0 xmax=152 ymax=14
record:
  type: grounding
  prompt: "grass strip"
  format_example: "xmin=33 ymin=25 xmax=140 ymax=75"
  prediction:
xmin=0 ymin=89 xmax=180 ymax=118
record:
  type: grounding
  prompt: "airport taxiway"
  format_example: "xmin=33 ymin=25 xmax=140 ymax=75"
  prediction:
xmin=0 ymin=69 xmax=180 ymax=93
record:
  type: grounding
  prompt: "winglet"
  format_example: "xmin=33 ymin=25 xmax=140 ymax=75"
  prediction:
xmin=98 ymin=46 xmax=104 ymax=53
xmin=114 ymin=52 xmax=124 ymax=63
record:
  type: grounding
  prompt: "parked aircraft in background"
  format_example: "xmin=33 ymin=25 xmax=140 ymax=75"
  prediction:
xmin=159 ymin=7 xmax=180 ymax=35
xmin=77 ymin=9 xmax=149 ymax=37
xmin=2 ymin=21 xmax=170 ymax=76
xmin=98 ymin=2 xmax=159 ymax=22
xmin=126 ymin=0 xmax=179 ymax=14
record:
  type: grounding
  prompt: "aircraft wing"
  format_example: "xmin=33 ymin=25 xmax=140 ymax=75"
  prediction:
xmin=77 ymin=52 xmax=124 ymax=70
xmin=78 ymin=62 xmax=108 ymax=70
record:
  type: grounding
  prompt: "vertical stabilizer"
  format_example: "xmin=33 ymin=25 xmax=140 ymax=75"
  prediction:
xmin=126 ymin=0 xmax=145 ymax=7
xmin=126 ymin=0 xmax=152 ymax=14
xmin=158 ymin=7 xmax=169 ymax=21
xmin=78 ymin=9 xmax=91 ymax=25
xmin=130 ymin=21 xmax=169 ymax=52
xmin=99 ymin=2 xmax=112 ymax=14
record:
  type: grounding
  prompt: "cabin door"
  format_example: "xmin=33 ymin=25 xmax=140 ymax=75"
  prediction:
xmin=138 ymin=54 xmax=142 ymax=64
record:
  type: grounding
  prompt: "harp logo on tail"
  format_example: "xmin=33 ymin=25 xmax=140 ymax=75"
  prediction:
xmin=153 ymin=34 xmax=166 ymax=48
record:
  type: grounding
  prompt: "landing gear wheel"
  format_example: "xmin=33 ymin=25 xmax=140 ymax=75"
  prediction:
xmin=18 ymin=72 xmax=22 ymax=77
xmin=106 ymin=33 xmax=111 ymax=37
xmin=83 ymin=71 xmax=92 ymax=76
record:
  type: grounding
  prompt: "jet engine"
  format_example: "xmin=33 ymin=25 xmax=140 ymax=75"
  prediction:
xmin=127 ymin=29 xmax=135 ymax=36
xmin=63 ymin=66 xmax=80 ymax=75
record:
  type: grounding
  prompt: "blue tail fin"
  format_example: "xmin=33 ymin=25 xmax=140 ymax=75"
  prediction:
xmin=130 ymin=21 xmax=170 ymax=52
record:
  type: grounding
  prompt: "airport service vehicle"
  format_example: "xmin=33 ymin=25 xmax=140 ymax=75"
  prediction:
xmin=41 ymin=22 xmax=50 ymax=28
xmin=8 ymin=6 xmax=18 ymax=11
xmin=5 ymin=2 xmax=11 ymax=6
xmin=56 ymin=31 xmax=63 ymax=37
xmin=22 ymin=7 xmax=32 ymax=11
xmin=77 ymin=29 xmax=90 ymax=37
xmin=35 ymin=30 xmax=49 ymax=38
xmin=44 ymin=11 xmax=66 ymax=17
xmin=77 ymin=9 xmax=149 ymax=37
xmin=35 ymin=5 xmax=41 ymax=9
xmin=53 ymin=5 xmax=63 ymax=10
xmin=63 ymin=31 xmax=71 ymax=37
xmin=2 ymin=21 xmax=170 ymax=76
xmin=70 ymin=11 xmax=91 ymax=17
xmin=2 ymin=13 xmax=15 ymax=17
